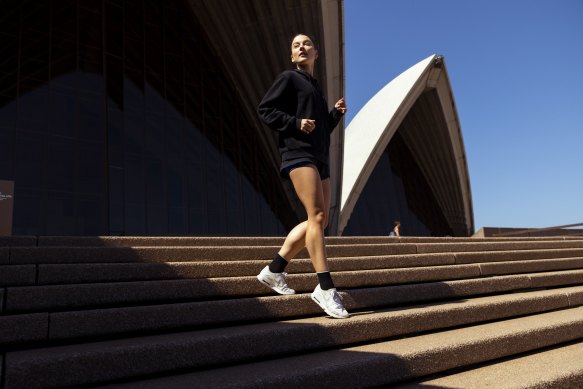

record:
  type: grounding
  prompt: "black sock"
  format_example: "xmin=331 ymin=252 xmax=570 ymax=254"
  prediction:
xmin=268 ymin=254 xmax=289 ymax=273
xmin=317 ymin=271 xmax=335 ymax=290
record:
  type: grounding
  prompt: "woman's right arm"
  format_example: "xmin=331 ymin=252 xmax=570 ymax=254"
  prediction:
xmin=257 ymin=73 xmax=301 ymax=132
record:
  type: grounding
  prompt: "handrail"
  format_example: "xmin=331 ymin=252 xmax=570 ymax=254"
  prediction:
xmin=492 ymin=222 xmax=583 ymax=237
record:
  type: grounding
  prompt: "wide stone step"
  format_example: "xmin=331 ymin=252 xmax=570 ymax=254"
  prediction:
xmin=30 ymin=236 xmax=583 ymax=247
xmin=0 ymin=273 xmax=532 ymax=344
xmin=0 ymin=265 xmax=36 ymax=286
xmin=8 ymin=240 xmax=583 ymax=264
xmin=8 ymin=244 xmax=414 ymax=264
xmin=4 ymin=248 xmax=583 ymax=288
xmin=398 ymin=340 xmax=583 ymax=388
xmin=32 ymin=254 xmax=583 ymax=286
xmin=8 ymin=265 xmax=583 ymax=313
xmin=2 ymin=265 xmax=479 ymax=312
xmin=28 ymin=284 xmax=583 ymax=344
xmin=454 ymin=247 xmax=583 ymax=264
xmin=6 ymin=290 xmax=583 ymax=388
xmin=0 ymin=237 xmax=38 ymax=247
xmin=45 ymin=306 xmax=583 ymax=389
xmin=4 ymin=235 xmax=583 ymax=388
xmin=32 ymin=253 xmax=450 ymax=284
xmin=4 ymin=277 xmax=583 ymax=347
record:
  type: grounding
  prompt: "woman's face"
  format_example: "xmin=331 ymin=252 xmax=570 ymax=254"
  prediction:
xmin=291 ymin=34 xmax=318 ymax=65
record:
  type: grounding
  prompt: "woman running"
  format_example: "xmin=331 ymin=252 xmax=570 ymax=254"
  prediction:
xmin=256 ymin=33 xmax=349 ymax=319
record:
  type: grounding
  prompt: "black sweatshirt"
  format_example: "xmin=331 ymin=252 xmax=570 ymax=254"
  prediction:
xmin=257 ymin=69 xmax=344 ymax=167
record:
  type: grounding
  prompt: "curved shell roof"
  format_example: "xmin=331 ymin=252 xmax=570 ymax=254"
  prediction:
xmin=339 ymin=54 xmax=474 ymax=236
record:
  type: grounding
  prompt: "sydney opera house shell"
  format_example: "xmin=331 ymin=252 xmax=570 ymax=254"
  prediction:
xmin=0 ymin=0 xmax=473 ymax=237
xmin=340 ymin=55 xmax=474 ymax=236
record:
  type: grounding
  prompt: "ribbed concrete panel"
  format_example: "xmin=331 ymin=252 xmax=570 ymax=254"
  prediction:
xmin=339 ymin=55 xmax=473 ymax=236
xmin=188 ymin=0 xmax=345 ymax=232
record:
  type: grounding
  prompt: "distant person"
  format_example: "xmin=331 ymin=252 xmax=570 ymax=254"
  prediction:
xmin=389 ymin=221 xmax=401 ymax=237
xmin=255 ymin=33 xmax=349 ymax=319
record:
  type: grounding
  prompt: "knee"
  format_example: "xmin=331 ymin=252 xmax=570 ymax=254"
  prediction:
xmin=310 ymin=209 xmax=326 ymax=227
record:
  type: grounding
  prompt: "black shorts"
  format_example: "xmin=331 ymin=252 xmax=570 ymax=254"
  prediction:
xmin=280 ymin=157 xmax=330 ymax=180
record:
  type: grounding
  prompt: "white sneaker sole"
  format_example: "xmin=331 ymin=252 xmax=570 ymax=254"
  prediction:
xmin=311 ymin=294 xmax=349 ymax=319
xmin=257 ymin=275 xmax=295 ymax=295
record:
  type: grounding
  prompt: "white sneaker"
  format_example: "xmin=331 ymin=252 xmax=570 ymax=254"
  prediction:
xmin=311 ymin=284 xmax=349 ymax=319
xmin=257 ymin=266 xmax=295 ymax=295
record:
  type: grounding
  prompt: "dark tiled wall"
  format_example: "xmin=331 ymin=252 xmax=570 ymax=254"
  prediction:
xmin=0 ymin=0 xmax=294 ymax=236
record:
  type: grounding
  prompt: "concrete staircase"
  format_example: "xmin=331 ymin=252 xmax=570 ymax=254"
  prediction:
xmin=2 ymin=235 xmax=583 ymax=388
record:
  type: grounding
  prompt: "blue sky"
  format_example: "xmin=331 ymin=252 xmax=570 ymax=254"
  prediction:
xmin=344 ymin=0 xmax=583 ymax=231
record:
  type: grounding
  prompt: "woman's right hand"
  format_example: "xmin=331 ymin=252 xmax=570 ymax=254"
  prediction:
xmin=300 ymin=119 xmax=316 ymax=134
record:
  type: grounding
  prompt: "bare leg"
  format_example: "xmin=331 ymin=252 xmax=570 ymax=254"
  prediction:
xmin=285 ymin=165 xmax=329 ymax=272
xmin=278 ymin=179 xmax=331 ymax=261
xmin=277 ymin=221 xmax=307 ymax=260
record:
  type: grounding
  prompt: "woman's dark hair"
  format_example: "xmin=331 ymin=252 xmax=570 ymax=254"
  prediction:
xmin=289 ymin=33 xmax=319 ymax=50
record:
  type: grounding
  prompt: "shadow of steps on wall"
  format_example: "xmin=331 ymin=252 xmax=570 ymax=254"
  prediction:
xmin=2 ymin=236 xmax=583 ymax=388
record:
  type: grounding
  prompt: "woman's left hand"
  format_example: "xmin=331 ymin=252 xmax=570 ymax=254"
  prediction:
xmin=335 ymin=97 xmax=347 ymax=114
